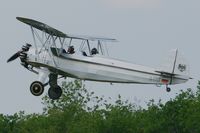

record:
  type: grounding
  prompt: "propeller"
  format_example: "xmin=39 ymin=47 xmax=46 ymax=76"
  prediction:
xmin=7 ymin=51 xmax=22 ymax=63
xmin=7 ymin=43 xmax=31 ymax=63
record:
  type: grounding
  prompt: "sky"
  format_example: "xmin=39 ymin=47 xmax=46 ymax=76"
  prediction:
xmin=1 ymin=0 xmax=200 ymax=114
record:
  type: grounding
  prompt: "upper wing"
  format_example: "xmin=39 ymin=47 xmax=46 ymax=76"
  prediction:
xmin=17 ymin=17 xmax=67 ymax=38
xmin=17 ymin=17 xmax=117 ymax=42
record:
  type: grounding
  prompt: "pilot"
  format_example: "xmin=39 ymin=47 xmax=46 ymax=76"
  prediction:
xmin=67 ymin=46 xmax=75 ymax=54
xmin=91 ymin=48 xmax=98 ymax=55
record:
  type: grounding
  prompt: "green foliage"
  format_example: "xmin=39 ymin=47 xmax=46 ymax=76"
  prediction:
xmin=1 ymin=80 xmax=200 ymax=132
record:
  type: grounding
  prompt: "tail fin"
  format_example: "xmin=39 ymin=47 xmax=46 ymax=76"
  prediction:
xmin=157 ymin=49 xmax=189 ymax=77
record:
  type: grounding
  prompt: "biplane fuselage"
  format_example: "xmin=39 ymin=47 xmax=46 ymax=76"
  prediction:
xmin=26 ymin=47 xmax=188 ymax=85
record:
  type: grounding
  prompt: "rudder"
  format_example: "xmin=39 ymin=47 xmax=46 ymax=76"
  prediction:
xmin=157 ymin=49 xmax=189 ymax=77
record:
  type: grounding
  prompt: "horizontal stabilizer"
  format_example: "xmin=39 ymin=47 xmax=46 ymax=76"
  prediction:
xmin=155 ymin=70 xmax=177 ymax=76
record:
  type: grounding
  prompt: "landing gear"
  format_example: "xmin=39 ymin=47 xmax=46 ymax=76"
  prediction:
xmin=30 ymin=73 xmax=63 ymax=100
xmin=48 ymin=86 xmax=62 ymax=100
xmin=30 ymin=81 xmax=44 ymax=96
xmin=166 ymin=86 xmax=171 ymax=92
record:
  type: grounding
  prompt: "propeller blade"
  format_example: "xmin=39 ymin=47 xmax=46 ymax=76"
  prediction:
xmin=7 ymin=51 xmax=21 ymax=63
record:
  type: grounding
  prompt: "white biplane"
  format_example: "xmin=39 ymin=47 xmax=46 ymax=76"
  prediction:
xmin=7 ymin=17 xmax=191 ymax=100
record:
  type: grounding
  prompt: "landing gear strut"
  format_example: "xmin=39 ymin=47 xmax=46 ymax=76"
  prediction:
xmin=30 ymin=73 xmax=63 ymax=100
xmin=30 ymin=68 xmax=49 ymax=97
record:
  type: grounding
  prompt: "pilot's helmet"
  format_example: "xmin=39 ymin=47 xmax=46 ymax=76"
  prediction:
xmin=91 ymin=48 xmax=98 ymax=55
xmin=68 ymin=46 xmax=75 ymax=54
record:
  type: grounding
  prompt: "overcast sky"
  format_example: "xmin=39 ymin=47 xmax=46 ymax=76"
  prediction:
xmin=1 ymin=0 xmax=200 ymax=114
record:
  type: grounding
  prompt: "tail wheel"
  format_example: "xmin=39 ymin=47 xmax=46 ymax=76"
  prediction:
xmin=30 ymin=81 xmax=44 ymax=96
xmin=166 ymin=87 xmax=171 ymax=92
xmin=48 ymin=86 xmax=62 ymax=100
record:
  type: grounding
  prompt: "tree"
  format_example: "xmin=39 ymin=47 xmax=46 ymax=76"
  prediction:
xmin=2 ymin=80 xmax=200 ymax=132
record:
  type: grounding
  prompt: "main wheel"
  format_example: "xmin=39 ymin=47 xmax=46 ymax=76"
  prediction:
xmin=48 ymin=86 xmax=62 ymax=100
xmin=166 ymin=87 xmax=171 ymax=92
xmin=30 ymin=81 xmax=44 ymax=96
